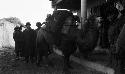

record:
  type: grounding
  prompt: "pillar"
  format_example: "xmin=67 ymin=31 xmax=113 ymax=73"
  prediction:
xmin=81 ymin=0 xmax=87 ymax=29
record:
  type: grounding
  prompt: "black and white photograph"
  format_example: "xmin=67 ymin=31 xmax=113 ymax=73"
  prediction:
xmin=0 ymin=0 xmax=125 ymax=74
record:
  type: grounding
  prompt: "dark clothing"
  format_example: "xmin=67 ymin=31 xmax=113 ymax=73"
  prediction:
xmin=13 ymin=30 xmax=23 ymax=43
xmin=35 ymin=28 xmax=52 ymax=65
xmin=100 ymin=3 xmax=119 ymax=21
xmin=121 ymin=9 xmax=125 ymax=16
xmin=108 ymin=13 xmax=125 ymax=46
xmin=116 ymin=24 xmax=125 ymax=73
xmin=13 ymin=30 xmax=23 ymax=57
xmin=23 ymin=28 xmax=36 ymax=60
xmin=99 ymin=3 xmax=119 ymax=48
xmin=34 ymin=27 xmax=41 ymax=59
xmin=35 ymin=27 xmax=41 ymax=34
xmin=99 ymin=19 xmax=110 ymax=48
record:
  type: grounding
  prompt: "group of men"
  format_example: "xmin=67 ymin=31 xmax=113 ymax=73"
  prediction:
xmin=13 ymin=22 xmax=42 ymax=63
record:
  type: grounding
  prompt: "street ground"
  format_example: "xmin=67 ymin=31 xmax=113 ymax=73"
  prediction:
xmin=0 ymin=48 xmax=116 ymax=74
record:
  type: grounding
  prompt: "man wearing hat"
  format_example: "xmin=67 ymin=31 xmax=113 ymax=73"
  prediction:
xmin=34 ymin=22 xmax=42 ymax=62
xmin=13 ymin=26 xmax=23 ymax=60
xmin=35 ymin=22 xmax=42 ymax=34
xmin=23 ymin=22 xmax=36 ymax=63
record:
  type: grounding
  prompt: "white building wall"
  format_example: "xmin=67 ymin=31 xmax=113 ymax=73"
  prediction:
xmin=0 ymin=20 xmax=16 ymax=49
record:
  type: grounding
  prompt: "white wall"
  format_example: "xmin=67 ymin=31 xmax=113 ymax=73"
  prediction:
xmin=0 ymin=20 xmax=16 ymax=48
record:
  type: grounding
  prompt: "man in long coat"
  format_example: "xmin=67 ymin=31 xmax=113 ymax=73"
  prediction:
xmin=23 ymin=22 xmax=36 ymax=63
xmin=99 ymin=0 xmax=119 ymax=49
xmin=34 ymin=22 xmax=42 ymax=63
xmin=116 ymin=13 xmax=125 ymax=74
xmin=13 ymin=26 xmax=23 ymax=60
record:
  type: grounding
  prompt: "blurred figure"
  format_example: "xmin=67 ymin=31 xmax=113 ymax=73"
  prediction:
xmin=115 ymin=5 xmax=125 ymax=74
xmin=35 ymin=22 xmax=42 ymax=34
xmin=34 ymin=22 xmax=42 ymax=62
xmin=13 ymin=26 xmax=23 ymax=60
xmin=116 ymin=24 xmax=125 ymax=74
xmin=23 ymin=22 xmax=36 ymax=63
xmin=99 ymin=0 xmax=119 ymax=49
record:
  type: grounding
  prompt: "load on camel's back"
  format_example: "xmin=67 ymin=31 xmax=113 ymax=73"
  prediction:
xmin=36 ymin=10 xmax=99 ymax=69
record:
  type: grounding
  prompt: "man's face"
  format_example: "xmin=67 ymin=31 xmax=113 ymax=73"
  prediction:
xmin=20 ymin=27 xmax=22 ymax=30
xmin=116 ymin=2 xmax=124 ymax=11
xmin=36 ymin=24 xmax=41 ymax=28
xmin=26 ymin=25 xmax=31 ymax=29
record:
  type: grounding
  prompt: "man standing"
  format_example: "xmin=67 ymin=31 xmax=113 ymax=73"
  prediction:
xmin=35 ymin=22 xmax=42 ymax=34
xmin=99 ymin=0 xmax=119 ymax=49
xmin=116 ymin=24 xmax=125 ymax=74
xmin=13 ymin=26 xmax=23 ymax=60
xmin=116 ymin=6 xmax=125 ymax=74
xmin=23 ymin=22 xmax=36 ymax=63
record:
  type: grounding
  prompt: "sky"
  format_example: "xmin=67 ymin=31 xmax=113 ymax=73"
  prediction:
xmin=0 ymin=0 xmax=54 ymax=29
